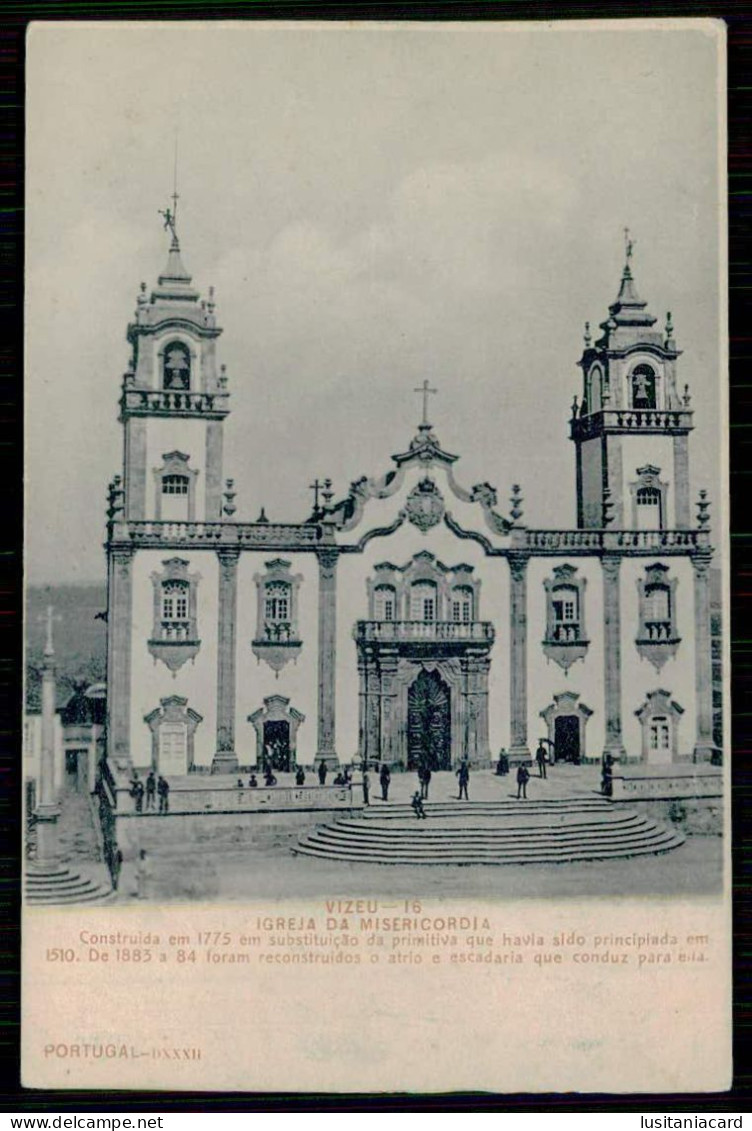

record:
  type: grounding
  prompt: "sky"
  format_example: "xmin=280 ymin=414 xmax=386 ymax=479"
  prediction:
xmin=25 ymin=20 xmax=725 ymax=584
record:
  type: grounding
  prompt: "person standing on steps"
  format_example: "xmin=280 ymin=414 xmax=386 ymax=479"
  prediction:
xmin=145 ymin=769 xmax=157 ymax=810
xmin=362 ymin=769 xmax=371 ymax=807
xmin=157 ymin=774 xmax=170 ymax=814
xmin=318 ymin=761 xmax=328 ymax=786
xmin=419 ymin=765 xmax=432 ymax=800
xmin=456 ymin=760 xmax=470 ymax=801
xmin=536 ymin=741 xmax=548 ymax=779
xmin=411 ymin=791 xmax=427 ymax=819
xmin=516 ymin=763 xmax=530 ymax=800
xmin=379 ymin=763 xmax=391 ymax=801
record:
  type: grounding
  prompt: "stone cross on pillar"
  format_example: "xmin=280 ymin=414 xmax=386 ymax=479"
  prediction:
xmin=34 ymin=605 xmax=63 ymax=862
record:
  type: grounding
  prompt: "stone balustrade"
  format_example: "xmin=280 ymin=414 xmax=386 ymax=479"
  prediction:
xmin=114 ymin=782 xmax=355 ymax=815
xmin=522 ymin=529 xmax=707 ymax=554
xmin=121 ymin=387 xmax=230 ymax=417
xmin=121 ymin=520 xmax=324 ymax=548
xmin=571 ymin=408 xmax=693 ymax=441
xmin=112 ymin=521 xmax=708 ymax=556
xmin=354 ymin=620 xmax=495 ymax=643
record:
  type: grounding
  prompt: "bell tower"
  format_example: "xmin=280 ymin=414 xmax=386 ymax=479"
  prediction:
xmin=119 ymin=202 xmax=230 ymax=524
xmin=570 ymin=234 xmax=693 ymax=531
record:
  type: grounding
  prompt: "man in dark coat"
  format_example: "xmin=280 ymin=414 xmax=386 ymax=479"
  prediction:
xmin=516 ymin=764 xmax=530 ymax=800
xmin=145 ymin=770 xmax=157 ymax=809
xmin=318 ymin=761 xmax=328 ymax=786
xmin=456 ymin=761 xmax=469 ymax=800
xmin=379 ymin=763 xmax=391 ymax=801
xmin=535 ymin=741 xmax=548 ymax=779
xmin=157 ymin=775 xmax=170 ymax=813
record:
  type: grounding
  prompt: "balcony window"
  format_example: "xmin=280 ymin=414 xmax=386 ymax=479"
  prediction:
xmin=636 ymin=563 xmax=680 ymax=670
xmin=551 ymin=586 xmax=580 ymax=641
xmin=148 ymin=558 xmax=201 ymax=672
xmin=542 ymin=564 xmax=588 ymax=672
xmin=410 ymin=581 xmax=437 ymax=623
xmin=374 ymin=585 xmax=397 ymax=622
xmin=252 ymin=560 xmax=303 ymax=674
xmin=451 ymin=586 xmax=473 ymax=624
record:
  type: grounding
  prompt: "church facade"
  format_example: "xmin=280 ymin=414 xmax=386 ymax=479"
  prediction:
xmin=104 ymin=219 xmax=719 ymax=778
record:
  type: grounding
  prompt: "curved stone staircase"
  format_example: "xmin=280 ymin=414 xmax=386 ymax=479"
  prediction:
xmin=294 ymin=797 xmax=685 ymax=865
xmin=24 ymin=863 xmax=113 ymax=906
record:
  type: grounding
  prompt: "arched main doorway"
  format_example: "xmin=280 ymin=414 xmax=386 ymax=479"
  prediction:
xmin=407 ymin=669 xmax=451 ymax=771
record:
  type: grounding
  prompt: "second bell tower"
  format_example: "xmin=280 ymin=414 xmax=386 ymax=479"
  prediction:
xmin=571 ymin=237 xmax=693 ymax=531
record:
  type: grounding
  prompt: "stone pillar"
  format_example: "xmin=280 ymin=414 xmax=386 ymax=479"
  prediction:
xmin=508 ymin=554 xmax=532 ymax=765
xmin=673 ymin=434 xmax=691 ymax=529
xmin=575 ymin=441 xmax=584 ymax=529
xmin=35 ymin=631 xmax=60 ymax=863
xmin=602 ymin=434 xmax=624 ymax=528
xmin=692 ymin=551 xmax=719 ymax=762
xmin=205 ymin=422 xmax=224 ymax=520
xmin=315 ymin=549 xmax=339 ymax=769
xmin=124 ymin=417 xmax=146 ymax=520
xmin=212 ymin=549 xmax=239 ymax=773
xmin=601 ymin=554 xmax=626 ymax=761
xmin=378 ymin=651 xmax=400 ymax=768
xmin=107 ymin=547 xmax=133 ymax=765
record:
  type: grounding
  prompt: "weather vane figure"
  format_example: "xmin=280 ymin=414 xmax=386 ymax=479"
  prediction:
xmin=624 ymin=226 xmax=635 ymax=261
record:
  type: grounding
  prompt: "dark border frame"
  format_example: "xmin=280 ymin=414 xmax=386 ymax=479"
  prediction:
xmin=2 ymin=1 xmax=751 ymax=1113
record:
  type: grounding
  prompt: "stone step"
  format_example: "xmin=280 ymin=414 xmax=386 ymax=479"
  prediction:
xmin=335 ymin=812 xmax=639 ymax=835
xmin=358 ymin=800 xmax=611 ymax=818
xmin=26 ymin=887 xmax=113 ymax=906
xmin=24 ymin=865 xmax=112 ymax=906
xmin=294 ymin=801 xmax=685 ymax=866
xmin=294 ymin=830 xmax=685 ymax=866
xmin=304 ymin=819 xmax=658 ymax=851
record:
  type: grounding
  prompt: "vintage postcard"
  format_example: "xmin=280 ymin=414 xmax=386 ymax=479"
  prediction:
xmin=22 ymin=19 xmax=730 ymax=1094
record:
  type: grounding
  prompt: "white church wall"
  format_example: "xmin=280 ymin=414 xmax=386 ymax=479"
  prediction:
xmin=143 ymin=417 xmax=208 ymax=521
xmin=234 ymin=551 xmax=319 ymax=766
xmin=130 ymin=548 xmax=219 ymax=769
xmin=526 ymin=556 xmax=606 ymax=761
xmin=619 ymin=555 xmax=696 ymax=759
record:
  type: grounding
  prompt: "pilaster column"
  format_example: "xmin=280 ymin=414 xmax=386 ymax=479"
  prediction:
xmin=205 ymin=422 xmax=224 ymax=520
xmin=315 ymin=549 xmax=339 ymax=768
xmin=601 ymin=554 xmax=626 ymax=761
xmin=212 ymin=548 xmax=239 ymax=773
xmin=107 ymin=546 xmax=134 ymax=765
xmin=692 ymin=551 xmax=719 ymax=762
xmin=378 ymin=651 xmax=400 ymax=768
xmin=673 ymin=434 xmax=691 ymax=529
xmin=508 ymin=553 xmax=531 ymax=765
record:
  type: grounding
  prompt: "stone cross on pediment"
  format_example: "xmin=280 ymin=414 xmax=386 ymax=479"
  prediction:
xmin=414 ymin=379 xmax=437 ymax=427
